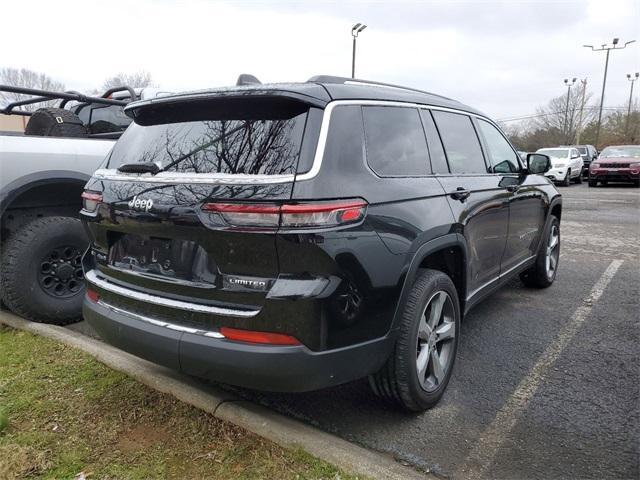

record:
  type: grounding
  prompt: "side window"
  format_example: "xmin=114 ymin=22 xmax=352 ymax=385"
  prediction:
xmin=420 ymin=110 xmax=449 ymax=174
xmin=431 ymin=111 xmax=486 ymax=174
xmin=362 ymin=106 xmax=429 ymax=176
xmin=477 ymin=119 xmax=521 ymax=174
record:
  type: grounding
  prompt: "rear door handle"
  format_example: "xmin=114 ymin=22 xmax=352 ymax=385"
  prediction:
xmin=450 ymin=187 xmax=471 ymax=202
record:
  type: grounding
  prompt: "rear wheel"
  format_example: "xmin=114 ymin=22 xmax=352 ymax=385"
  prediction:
xmin=520 ymin=215 xmax=560 ymax=288
xmin=369 ymin=269 xmax=460 ymax=412
xmin=0 ymin=217 xmax=88 ymax=324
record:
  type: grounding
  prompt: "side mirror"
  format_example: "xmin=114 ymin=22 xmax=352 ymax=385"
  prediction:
xmin=527 ymin=153 xmax=551 ymax=174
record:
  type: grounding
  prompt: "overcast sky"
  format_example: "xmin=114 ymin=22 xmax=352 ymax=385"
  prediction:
xmin=4 ymin=0 xmax=639 ymax=120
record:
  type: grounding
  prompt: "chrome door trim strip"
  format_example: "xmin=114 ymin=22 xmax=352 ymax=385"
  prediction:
xmin=465 ymin=254 xmax=536 ymax=301
xmin=85 ymin=269 xmax=259 ymax=318
xmin=96 ymin=300 xmax=225 ymax=338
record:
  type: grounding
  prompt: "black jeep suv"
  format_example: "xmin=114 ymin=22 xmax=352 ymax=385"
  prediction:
xmin=81 ymin=75 xmax=561 ymax=411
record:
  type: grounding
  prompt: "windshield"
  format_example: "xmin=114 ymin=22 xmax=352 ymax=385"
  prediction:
xmin=537 ymin=149 xmax=568 ymax=159
xmin=599 ymin=146 xmax=640 ymax=159
xmin=107 ymin=110 xmax=307 ymax=175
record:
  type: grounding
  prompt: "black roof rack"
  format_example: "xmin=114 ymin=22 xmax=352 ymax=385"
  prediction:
xmin=0 ymin=85 xmax=135 ymax=116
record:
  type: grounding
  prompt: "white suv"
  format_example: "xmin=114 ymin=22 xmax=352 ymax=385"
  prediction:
xmin=536 ymin=147 xmax=584 ymax=186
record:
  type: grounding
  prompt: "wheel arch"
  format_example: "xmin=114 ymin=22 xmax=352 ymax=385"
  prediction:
xmin=391 ymin=233 xmax=468 ymax=331
xmin=0 ymin=170 xmax=90 ymax=218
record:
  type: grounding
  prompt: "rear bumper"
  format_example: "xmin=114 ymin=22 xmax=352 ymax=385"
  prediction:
xmin=83 ymin=296 xmax=394 ymax=392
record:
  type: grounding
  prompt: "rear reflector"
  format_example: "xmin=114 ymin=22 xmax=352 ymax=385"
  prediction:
xmin=81 ymin=191 xmax=103 ymax=213
xmin=219 ymin=326 xmax=301 ymax=346
xmin=86 ymin=289 xmax=100 ymax=303
xmin=202 ymin=200 xmax=367 ymax=229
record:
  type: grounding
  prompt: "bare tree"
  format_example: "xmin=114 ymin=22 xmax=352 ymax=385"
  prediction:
xmin=102 ymin=71 xmax=154 ymax=90
xmin=0 ymin=67 xmax=65 ymax=112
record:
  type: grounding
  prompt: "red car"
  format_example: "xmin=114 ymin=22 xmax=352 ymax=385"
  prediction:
xmin=589 ymin=145 xmax=640 ymax=187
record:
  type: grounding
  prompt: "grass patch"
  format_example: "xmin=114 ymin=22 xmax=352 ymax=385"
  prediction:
xmin=0 ymin=325 xmax=359 ymax=479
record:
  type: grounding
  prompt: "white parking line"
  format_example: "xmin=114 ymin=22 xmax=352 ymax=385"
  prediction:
xmin=458 ymin=259 xmax=624 ymax=479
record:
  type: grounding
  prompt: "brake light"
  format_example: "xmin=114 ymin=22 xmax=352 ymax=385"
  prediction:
xmin=81 ymin=191 xmax=103 ymax=213
xmin=220 ymin=327 xmax=301 ymax=346
xmin=202 ymin=200 xmax=367 ymax=229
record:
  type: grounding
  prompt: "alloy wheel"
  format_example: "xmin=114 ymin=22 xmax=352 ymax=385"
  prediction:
xmin=416 ymin=290 xmax=456 ymax=392
xmin=545 ymin=225 xmax=560 ymax=279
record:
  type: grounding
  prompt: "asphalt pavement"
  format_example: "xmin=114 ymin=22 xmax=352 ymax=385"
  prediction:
xmin=68 ymin=182 xmax=639 ymax=479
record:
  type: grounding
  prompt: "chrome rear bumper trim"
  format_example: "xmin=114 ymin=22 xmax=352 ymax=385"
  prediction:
xmin=96 ymin=300 xmax=225 ymax=338
xmin=85 ymin=269 xmax=259 ymax=318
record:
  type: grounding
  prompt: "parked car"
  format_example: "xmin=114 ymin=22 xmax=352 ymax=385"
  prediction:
xmin=573 ymin=144 xmax=598 ymax=176
xmin=588 ymin=145 xmax=640 ymax=187
xmin=536 ymin=147 xmax=584 ymax=186
xmin=0 ymin=84 xmax=164 ymax=324
xmin=80 ymin=75 xmax=561 ymax=412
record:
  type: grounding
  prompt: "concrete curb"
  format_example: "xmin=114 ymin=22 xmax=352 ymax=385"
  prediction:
xmin=0 ymin=311 xmax=430 ymax=480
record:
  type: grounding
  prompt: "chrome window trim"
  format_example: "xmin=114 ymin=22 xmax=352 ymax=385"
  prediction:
xmin=296 ymin=99 xmax=504 ymax=182
xmin=92 ymin=169 xmax=295 ymax=185
xmin=85 ymin=269 xmax=259 ymax=318
xmin=96 ymin=300 xmax=225 ymax=338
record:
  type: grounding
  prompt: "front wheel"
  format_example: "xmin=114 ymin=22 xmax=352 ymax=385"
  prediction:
xmin=520 ymin=215 xmax=560 ymax=288
xmin=0 ymin=217 xmax=88 ymax=324
xmin=588 ymin=179 xmax=598 ymax=187
xmin=561 ymin=169 xmax=571 ymax=187
xmin=369 ymin=269 xmax=460 ymax=412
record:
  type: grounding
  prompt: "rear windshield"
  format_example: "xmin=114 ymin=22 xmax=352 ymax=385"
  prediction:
xmin=106 ymin=104 xmax=308 ymax=175
xmin=577 ymin=147 xmax=587 ymax=154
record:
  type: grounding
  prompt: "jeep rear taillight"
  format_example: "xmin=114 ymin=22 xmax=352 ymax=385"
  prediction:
xmin=81 ymin=191 xmax=103 ymax=213
xmin=201 ymin=200 xmax=367 ymax=229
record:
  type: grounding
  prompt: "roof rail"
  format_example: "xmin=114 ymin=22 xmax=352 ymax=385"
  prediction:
xmin=307 ymin=75 xmax=453 ymax=100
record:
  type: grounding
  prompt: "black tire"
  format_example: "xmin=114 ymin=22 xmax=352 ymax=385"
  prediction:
xmin=561 ymin=169 xmax=571 ymax=187
xmin=0 ymin=217 xmax=88 ymax=324
xmin=24 ymin=108 xmax=87 ymax=138
xmin=575 ymin=172 xmax=583 ymax=184
xmin=588 ymin=179 xmax=598 ymax=187
xmin=369 ymin=269 xmax=461 ymax=412
xmin=520 ymin=215 xmax=560 ymax=289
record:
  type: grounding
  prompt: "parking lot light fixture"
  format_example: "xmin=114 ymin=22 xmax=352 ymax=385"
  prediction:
xmin=584 ymin=38 xmax=637 ymax=148
xmin=626 ymin=72 xmax=640 ymax=136
xmin=351 ymin=23 xmax=368 ymax=78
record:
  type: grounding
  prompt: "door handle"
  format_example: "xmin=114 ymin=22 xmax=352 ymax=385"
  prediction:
xmin=450 ymin=187 xmax=471 ymax=202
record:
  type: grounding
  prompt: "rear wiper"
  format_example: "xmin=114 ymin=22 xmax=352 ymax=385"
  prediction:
xmin=117 ymin=162 xmax=160 ymax=174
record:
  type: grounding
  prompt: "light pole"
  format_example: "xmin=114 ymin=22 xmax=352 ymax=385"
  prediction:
xmin=351 ymin=23 xmax=367 ymax=79
xmin=625 ymin=72 xmax=639 ymax=137
xmin=563 ymin=77 xmax=577 ymax=143
xmin=584 ymin=38 xmax=636 ymax=148
xmin=576 ymin=78 xmax=588 ymax=144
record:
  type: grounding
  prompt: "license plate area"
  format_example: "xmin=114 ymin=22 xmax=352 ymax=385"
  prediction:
xmin=108 ymin=234 xmax=217 ymax=285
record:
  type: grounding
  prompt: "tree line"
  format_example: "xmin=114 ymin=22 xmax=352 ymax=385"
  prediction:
xmin=501 ymin=80 xmax=639 ymax=151
xmin=0 ymin=68 xmax=154 ymax=112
